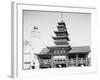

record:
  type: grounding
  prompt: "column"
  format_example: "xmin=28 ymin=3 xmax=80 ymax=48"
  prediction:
xmin=85 ymin=54 xmax=88 ymax=66
xmin=51 ymin=56 xmax=54 ymax=68
xmin=75 ymin=54 xmax=78 ymax=66
xmin=66 ymin=54 xmax=69 ymax=67
xmin=37 ymin=56 xmax=41 ymax=68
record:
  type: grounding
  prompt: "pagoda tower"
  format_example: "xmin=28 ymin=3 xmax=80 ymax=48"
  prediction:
xmin=53 ymin=20 xmax=71 ymax=50
xmin=47 ymin=20 xmax=71 ymax=53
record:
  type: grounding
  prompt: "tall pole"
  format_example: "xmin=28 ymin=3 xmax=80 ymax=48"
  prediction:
xmin=61 ymin=12 xmax=63 ymax=22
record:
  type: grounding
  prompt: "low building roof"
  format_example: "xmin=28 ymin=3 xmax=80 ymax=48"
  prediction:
xmin=69 ymin=46 xmax=90 ymax=54
xmin=39 ymin=48 xmax=49 ymax=54
xmin=35 ymin=46 xmax=90 ymax=55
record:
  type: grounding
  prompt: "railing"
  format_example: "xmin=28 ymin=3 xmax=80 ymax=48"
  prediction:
xmin=78 ymin=59 xmax=86 ymax=64
xmin=68 ymin=58 xmax=90 ymax=66
xmin=39 ymin=58 xmax=90 ymax=67
xmin=68 ymin=60 xmax=76 ymax=66
xmin=40 ymin=59 xmax=51 ymax=65
xmin=53 ymin=59 xmax=66 ymax=64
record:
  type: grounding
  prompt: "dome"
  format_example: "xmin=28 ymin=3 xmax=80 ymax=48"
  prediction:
xmin=33 ymin=26 xmax=38 ymax=30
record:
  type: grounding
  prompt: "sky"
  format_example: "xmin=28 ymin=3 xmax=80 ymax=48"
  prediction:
xmin=23 ymin=10 xmax=91 ymax=53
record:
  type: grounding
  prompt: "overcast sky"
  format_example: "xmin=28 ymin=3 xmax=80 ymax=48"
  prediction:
xmin=23 ymin=10 xmax=91 ymax=52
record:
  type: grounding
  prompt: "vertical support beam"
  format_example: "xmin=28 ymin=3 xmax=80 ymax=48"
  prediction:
xmin=85 ymin=53 xmax=88 ymax=66
xmin=66 ymin=54 xmax=69 ymax=67
xmin=51 ymin=56 xmax=54 ymax=68
xmin=76 ymin=54 xmax=78 ymax=66
xmin=37 ymin=56 xmax=41 ymax=68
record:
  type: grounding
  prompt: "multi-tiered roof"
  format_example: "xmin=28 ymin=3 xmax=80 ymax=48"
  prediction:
xmin=47 ymin=20 xmax=71 ymax=51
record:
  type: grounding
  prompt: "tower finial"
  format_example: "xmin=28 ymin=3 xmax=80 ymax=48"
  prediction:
xmin=61 ymin=12 xmax=63 ymax=22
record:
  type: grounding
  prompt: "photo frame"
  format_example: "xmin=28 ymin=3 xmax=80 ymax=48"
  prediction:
xmin=11 ymin=1 xmax=97 ymax=78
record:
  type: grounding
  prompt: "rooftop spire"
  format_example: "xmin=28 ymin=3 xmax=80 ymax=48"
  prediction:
xmin=61 ymin=12 xmax=63 ymax=22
